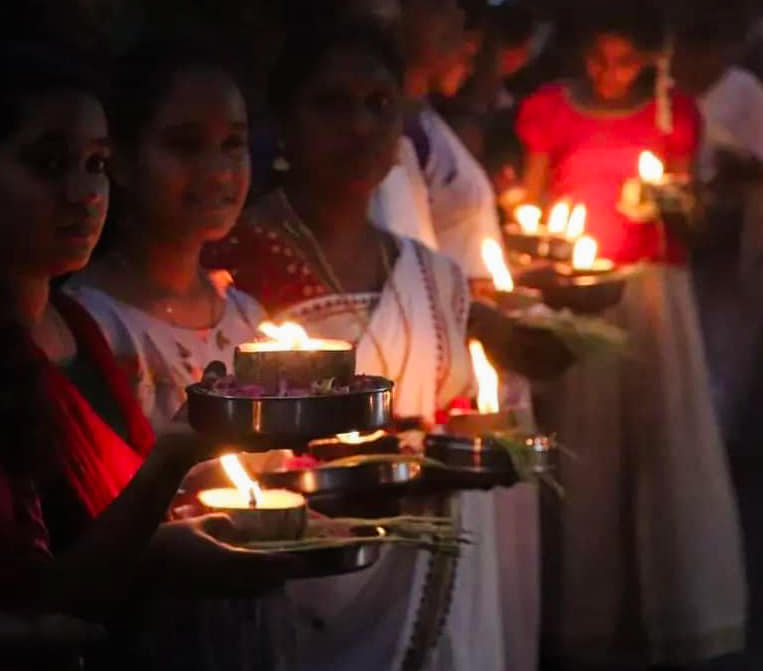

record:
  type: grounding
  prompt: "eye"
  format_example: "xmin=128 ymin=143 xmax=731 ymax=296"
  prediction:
xmin=223 ymin=134 xmax=249 ymax=153
xmin=34 ymin=154 xmax=69 ymax=178
xmin=164 ymin=134 xmax=203 ymax=155
xmin=86 ymin=154 xmax=110 ymax=174
xmin=368 ymin=92 xmax=394 ymax=116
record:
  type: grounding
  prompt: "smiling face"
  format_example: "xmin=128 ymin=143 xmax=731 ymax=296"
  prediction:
xmin=585 ymin=34 xmax=651 ymax=103
xmin=118 ymin=67 xmax=250 ymax=245
xmin=0 ymin=90 xmax=109 ymax=277
xmin=283 ymin=43 xmax=403 ymax=199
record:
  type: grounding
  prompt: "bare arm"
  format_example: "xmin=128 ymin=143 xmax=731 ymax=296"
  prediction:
xmin=521 ymin=152 xmax=551 ymax=205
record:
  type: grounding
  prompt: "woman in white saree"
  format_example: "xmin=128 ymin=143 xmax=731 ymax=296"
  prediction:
xmin=203 ymin=20 xmax=571 ymax=671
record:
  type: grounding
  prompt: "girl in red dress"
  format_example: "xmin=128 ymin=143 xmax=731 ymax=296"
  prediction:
xmin=516 ymin=4 xmax=746 ymax=668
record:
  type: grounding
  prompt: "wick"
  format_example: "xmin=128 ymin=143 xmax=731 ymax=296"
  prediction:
xmin=248 ymin=487 xmax=259 ymax=508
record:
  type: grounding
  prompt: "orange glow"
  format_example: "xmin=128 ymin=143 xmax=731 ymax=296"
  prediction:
xmin=468 ymin=339 xmax=500 ymax=414
xmin=220 ymin=454 xmax=263 ymax=507
xmin=336 ymin=430 xmax=388 ymax=445
xmin=566 ymin=204 xmax=587 ymax=240
xmin=572 ymin=235 xmax=598 ymax=270
xmin=481 ymin=239 xmax=515 ymax=292
xmin=239 ymin=321 xmax=352 ymax=353
xmin=515 ymin=204 xmax=542 ymax=235
xmin=639 ymin=151 xmax=665 ymax=185
xmin=547 ymin=201 xmax=571 ymax=235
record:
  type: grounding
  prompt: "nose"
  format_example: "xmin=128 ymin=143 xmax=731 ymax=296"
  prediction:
xmin=201 ymin=151 xmax=238 ymax=185
xmin=66 ymin=171 xmax=107 ymax=207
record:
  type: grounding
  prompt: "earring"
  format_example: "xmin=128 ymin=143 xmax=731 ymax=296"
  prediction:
xmin=273 ymin=140 xmax=291 ymax=172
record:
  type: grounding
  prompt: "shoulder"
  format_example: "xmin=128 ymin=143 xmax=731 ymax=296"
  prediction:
xmin=62 ymin=285 xmax=141 ymax=354
xmin=225 ymin=285 xmax=268 ymax=326
xmin=519 ymin=82 xmax=567 ymax=113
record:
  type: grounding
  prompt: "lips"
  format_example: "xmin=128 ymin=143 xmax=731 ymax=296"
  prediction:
xmin=56 ymin=220 xmax=101 ymax=241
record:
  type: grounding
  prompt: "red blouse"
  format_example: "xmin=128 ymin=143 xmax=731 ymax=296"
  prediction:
xmin=516 ymin=84 xmax=702 ymax=264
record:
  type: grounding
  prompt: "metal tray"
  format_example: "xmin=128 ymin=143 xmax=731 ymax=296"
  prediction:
xmin=244 ymin=528 xmax=383 ymax=580
xmin=260 ymin=459 xmax=422 ymax=496
xmin=187 ymin=378 xmax=394 ymax=443
xmin=517 ymin=264 xmax=639 ymax=314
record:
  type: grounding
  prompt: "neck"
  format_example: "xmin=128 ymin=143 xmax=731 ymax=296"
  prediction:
xmin=117 ymin=226 xmax=204 ymax=296
xmin=283 ymin=179 xmax=372 ymax=248
xmin=8 ymin=270 xmax=50 ymax=329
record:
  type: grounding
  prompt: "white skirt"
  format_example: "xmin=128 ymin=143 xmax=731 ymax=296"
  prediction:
xmin=535 ymin=263 xmax=746 ymax=666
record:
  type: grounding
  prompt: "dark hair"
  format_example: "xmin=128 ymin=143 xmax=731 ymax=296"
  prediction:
xmin=573 ymin=1 xmax=667 ymax=53
xmin=108 ymin=35 xmax=245 ymax=151
xmin=490 ymin=5 xmax=536 ymax=48
xmin=0 ymin=41 xmax=102 ymax=143
xmin=268 ymin=21 xmax=403 ymax=117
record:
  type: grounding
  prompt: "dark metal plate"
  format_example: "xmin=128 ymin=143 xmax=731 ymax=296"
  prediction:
xmin=187 ymin=378 xmax=394 ymax=444
xmin=259 ymin=460 xmax=422 ymax=496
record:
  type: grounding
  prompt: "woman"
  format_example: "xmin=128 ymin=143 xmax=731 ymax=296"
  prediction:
xmin=68 ymin=41 xmax=265 ymax=436
xmin=516 ymin=3 xmax=746 ymax=667
xmin=0 ymin=42 xmax=283 ymax=669
xmin=204 ymin=21 xmax=571 ymax=671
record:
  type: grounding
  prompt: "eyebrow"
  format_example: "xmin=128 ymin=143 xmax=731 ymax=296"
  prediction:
xmin=160 ymin=121 xmax=249 ymax=133
xmin=29 ymin=132 xmax=112 ymax=149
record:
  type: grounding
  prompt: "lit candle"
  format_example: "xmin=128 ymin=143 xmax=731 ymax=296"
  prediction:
xmin=235 ymin=321 xmax=355 ymax=392
xmin=553 ymin=235 xmax=614 ymax=276
xmin=572 ymin=235 xmax=598 ymax=270
xmin=565 ymin=204 xmax=587 ymax=240
xmin=446 ymin=340 xmax=514 ymax=437
xmin=198 ymin=454 xmax=307 ymax=541
xmin=481 ymin=239 xmax=515 ymax=293
xmin=514 ymin=204 xmax=542 ymax=235
xmin=547 ymin=201 xmax=571 ymax=236
xmin=639 ymin=150 xmax=665 ymax=185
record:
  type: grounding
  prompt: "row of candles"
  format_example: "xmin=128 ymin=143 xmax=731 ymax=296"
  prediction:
xmin=193 ymin=148 xmax=677 ymax=524
xmin=505 ymin=150 xmax=668 ymax=274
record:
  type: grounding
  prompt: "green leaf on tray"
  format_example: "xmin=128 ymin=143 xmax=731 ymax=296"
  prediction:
xmin=515 ymin=306 xmax=628 ymax=358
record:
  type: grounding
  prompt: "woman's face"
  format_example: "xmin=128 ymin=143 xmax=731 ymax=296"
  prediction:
xmin=120 ymin=68 xmax=250 ymax=244
xmin=0 ymin=91 xmax=109 ymax=277
xmin=585 ymin=34 xmax=650 ymax=102
xmin=284 ymin=44 xmax=403 ymax=197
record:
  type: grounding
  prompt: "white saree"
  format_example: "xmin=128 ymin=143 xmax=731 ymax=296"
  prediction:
xmin=278 ymin=237 xmax=508 ymax=671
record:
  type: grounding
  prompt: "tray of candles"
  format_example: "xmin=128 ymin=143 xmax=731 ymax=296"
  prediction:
xmin=419 ymin=433 xmax=558 ymax=490
xmin=187 ymin=323 xmax=393 ymax=443
xmin=516 ymin=261 xmax=640 ymax=315
xmin=504 ymin=203 xmax=585 ymax=262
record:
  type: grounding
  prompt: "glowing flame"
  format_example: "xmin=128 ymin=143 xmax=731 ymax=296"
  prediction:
xmin=639 ymin=151 xmax=665 ymax=185
xmin=566 ymin=204 xmax=587 ymax=240
xmin=220 ymin=454 xmax=263 ymax=507
xmin=481 ymin=239 xmax=514 ymax=292
xmin=240 ymin=322 xmax=351 ymax=352
xmin=572 ymin=235 xmax=598 ymax=270
xmin=547 ymin=201 xmax=571 ymax=235
xmin=515 ymin=204 xmax=542 ymax=235
xmin=258 ymin=321 xmax=312 ymax=348
xmin=336 ymin=430 xmax=387 ymax=445
xmin=468 ymin=339 xmax=500 ymax=414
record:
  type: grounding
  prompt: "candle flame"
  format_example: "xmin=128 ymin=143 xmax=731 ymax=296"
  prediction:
xmin=547 ymin=201 xmax=571 ymax=235
xmin=572 ymin=235 xmax=598 ymax=270
xmin=336 ymin=430 xmax=387 ymax=445
xmin=220 ymin=454 xmax=263 ymax=507
xmin=639 ymin=151 xmax=665 ymax=184
xmin=566 ymin=204 xmax=587 ymax=240
xmin=242 ymin=321 xmax=351 ymax=352
xmin=258 ymin=321 xmax=312 ymax=349
xmin=514 ymin=204 xmax=542 ymax=235
xmin=468 ymin=339 xmax=500 ymax=415
xmin=481 ymin=239 xmax=514 ymax=292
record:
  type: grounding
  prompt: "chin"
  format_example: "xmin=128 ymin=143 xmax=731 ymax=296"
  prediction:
xmin=50 ymin=252 xmax=94 ymax=278
xmin=198 ymin=217 xmax=239 ymax=243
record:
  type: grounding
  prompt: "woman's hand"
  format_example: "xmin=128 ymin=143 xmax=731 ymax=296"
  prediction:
xmin=468 ymin=301 xmax=575 ymax=380
xmin=143 ymin=515 xmax=298 ymax=596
